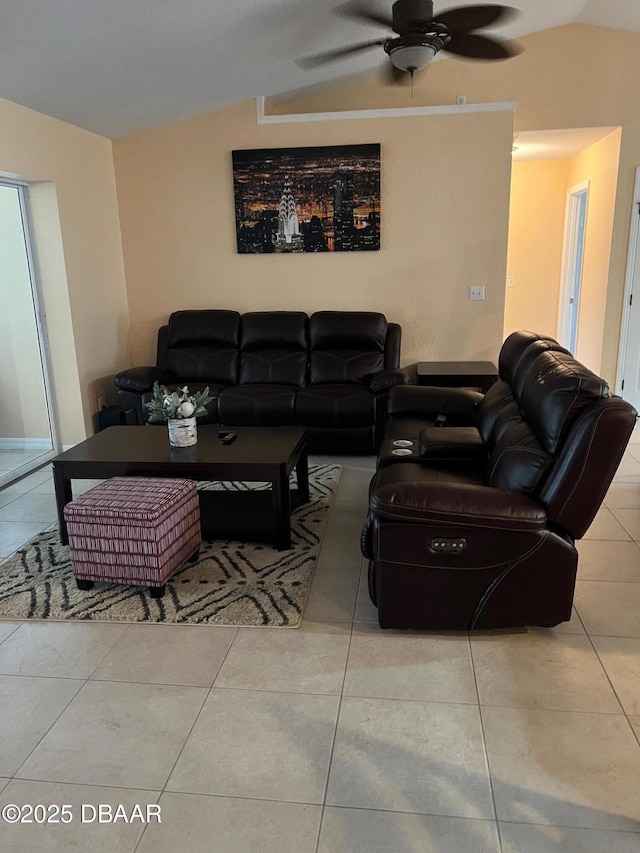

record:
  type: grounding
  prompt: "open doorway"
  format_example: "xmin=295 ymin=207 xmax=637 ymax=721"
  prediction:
xmin=616 ymin=166 xmax=640 ymax=410
xmin=557 ymin=182 xmax=589 ymax=353
xmin=504 ymin=127 xmax=621 ymax=374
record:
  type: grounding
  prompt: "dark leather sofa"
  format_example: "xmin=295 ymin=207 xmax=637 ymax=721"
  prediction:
xmin=114 ymin=310 xmax=406 ymax=453
xmin=361 ymin=331 xmax=638 ymax=630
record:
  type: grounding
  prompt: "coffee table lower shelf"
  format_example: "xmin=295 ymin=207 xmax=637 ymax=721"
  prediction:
xmin=197 ymin=487 xmax=307 ymax=546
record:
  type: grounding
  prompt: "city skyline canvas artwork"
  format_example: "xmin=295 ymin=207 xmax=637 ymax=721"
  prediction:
xmin=232 ymin=144 xmax=380 ymax=254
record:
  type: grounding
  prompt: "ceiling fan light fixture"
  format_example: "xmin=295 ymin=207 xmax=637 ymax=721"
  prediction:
xmin=384 ymin=33 xmax=446 ymax=73
xmin=388 ymin=43 xmax=436 ymax=71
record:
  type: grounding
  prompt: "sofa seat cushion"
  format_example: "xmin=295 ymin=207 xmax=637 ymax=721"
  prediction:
xmin=296 ymin=384 xmax=375 ymax=428
xmin=217 ymin=385 xmax=297 ymax=426
xmin=369 ymin=463 xmax=547 ymax=531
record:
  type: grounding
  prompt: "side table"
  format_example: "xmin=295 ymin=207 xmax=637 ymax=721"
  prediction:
xmin=416 ymin=361 xmax=498 ymax=393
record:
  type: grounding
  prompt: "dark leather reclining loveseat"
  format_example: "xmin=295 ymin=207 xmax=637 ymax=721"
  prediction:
xmin=115 ymin=310 xmax=406 ymax=454
xmin=361 ymin=331 xmax=637 ymax=630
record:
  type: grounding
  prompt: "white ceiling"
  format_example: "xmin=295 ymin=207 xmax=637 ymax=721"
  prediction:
xmin=512 ymin=127 xmax=619 ymax=161
xmin=0 ymin=0 xmax=639 ymax=138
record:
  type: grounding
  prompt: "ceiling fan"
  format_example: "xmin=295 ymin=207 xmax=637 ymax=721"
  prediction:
xmin=296 ymin=1 xmax=521 ymax=82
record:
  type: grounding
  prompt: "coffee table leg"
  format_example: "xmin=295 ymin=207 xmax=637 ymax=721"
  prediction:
xmin=295 ymin=449 xmax=310 ymax=504
xmin=53 ymin=464 xmax=73 ymax=545
xmin=272 ymin=466 xmax=291 ymax=550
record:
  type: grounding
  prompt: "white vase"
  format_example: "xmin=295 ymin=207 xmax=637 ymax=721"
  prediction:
xmin=167 ymin=417 xmax=197 ymax=447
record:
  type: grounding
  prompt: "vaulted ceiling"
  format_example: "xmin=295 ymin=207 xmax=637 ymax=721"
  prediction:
xmin=1 ymin=0 xmax=638 ymax=138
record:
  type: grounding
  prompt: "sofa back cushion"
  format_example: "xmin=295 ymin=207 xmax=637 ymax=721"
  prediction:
xmin=538 ymin=396 xmax=637 ymax=538
xmin=487 ymin=420 xmax=552 ymax=493
xmin=476 ymin=381 xmax=516 ymax=442
xmin=309 ymin=311 xmax=387 ymax=384
xmin=486 ymin=350 xmax=610 ymax=496
xmin=239 ymin=312 xmax=308 ymax=386
xmin=519 ymin=351 xmax=608 ymax=454
xmin=511 ymin=338 xmax=571 ymax=401
xmin=166 ymin=310 xmax=240 ymax=384
xmin=498 ymin=331 xmax=546 ymax=382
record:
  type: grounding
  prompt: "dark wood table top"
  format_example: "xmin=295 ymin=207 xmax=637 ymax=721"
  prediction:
xmin=53 ymin=425 xmax=307 ymax=470
xmin=417 ymin=361 xmax=498 ymax=377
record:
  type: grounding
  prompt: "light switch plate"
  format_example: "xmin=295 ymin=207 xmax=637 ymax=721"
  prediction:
xmin=469 ymin=286 xmax=485 ymax=301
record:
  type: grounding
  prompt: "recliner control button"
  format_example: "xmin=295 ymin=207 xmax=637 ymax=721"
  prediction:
xmin=430 ymin=538 xmax=468 ymax=553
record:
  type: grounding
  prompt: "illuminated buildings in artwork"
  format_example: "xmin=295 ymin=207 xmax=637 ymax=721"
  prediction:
xmin=302 ymin=215 xmax=329 ymax=252
xmin=333 ymin=173 xmax=354 ymax=252
xmin=232 ymin=144 xmax=380 ymax=254
xmin=275 ymin=180 xmax=304 ymax=253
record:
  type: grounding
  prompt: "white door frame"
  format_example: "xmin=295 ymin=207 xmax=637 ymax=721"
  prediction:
xmin=557 ymin=181 xmax=589 ymax=352
xmin=615 ymin=166 xmax=640 ymax=396
xmin=0 ymin=178 xmax=62 ymax=487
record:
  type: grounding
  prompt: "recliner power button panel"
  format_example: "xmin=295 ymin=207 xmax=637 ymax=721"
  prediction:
xmin=430 ymin=538 xmax=468 ymax=553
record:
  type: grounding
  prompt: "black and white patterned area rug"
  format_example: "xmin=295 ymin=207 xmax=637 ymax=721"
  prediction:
xmin=0 ymin=465 xmax=340 ymax=628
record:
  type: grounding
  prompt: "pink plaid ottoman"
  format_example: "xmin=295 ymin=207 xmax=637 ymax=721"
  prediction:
xmin=64 ymin=477 xmax=201 ymax=598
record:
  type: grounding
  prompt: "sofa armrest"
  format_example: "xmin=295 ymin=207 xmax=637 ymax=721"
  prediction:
xmin=388 ymin=385 xmax=483 ymax=420
xmin=369 ymin=368 xmax=409 ymax=394
xmin=114 ymin=366 xmax=174 ymax=394
xmin=370 ymin=479 xmax=547 ymax=531
xmin=419 ymin=426 xmax=487 ymax=461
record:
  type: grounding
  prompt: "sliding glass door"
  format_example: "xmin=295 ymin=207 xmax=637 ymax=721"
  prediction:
xmin=0 ymin=180 xmax=60 ymax=486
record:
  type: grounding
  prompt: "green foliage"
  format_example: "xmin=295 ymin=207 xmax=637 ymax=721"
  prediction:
xmin=145 ymin=382 xmax=214 ymax=423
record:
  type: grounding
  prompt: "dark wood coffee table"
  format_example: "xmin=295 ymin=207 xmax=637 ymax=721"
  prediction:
xmin=52 ymin=425 xmax=309 ymax=550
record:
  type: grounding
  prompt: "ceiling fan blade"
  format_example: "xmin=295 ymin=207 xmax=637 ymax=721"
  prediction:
xmin=333 ymin=1 xmax=395 ymax=31
xmin=443 ymin=32 xmax=521 ymax=60
xmin=296 ymin=39 xmax=387 ymax=69
xmin=436 ymin=5 xmax=517 ymax=34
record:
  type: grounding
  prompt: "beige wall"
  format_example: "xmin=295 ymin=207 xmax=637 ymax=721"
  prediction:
xmin=113 ymin=101 xmax=514 ymax=368
xmin=505 ymin=129 xmax=621 ymax=373
xmin=504 ymin=159 xmax=569 ymax=339
xmin=0 ymin=97 xmax=129 ymax=444
xmin=568 ymin=130 xmax=621 ymax=372
xmin=275 ymin=24 xmax=640 ymax=384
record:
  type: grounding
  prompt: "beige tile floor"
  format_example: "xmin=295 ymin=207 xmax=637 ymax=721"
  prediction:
xmin=0 ymin=431 xmax=638 ymax=852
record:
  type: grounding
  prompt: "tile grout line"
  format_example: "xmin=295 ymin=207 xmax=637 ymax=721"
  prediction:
xmin=6 ymin=776 xmax=163 ymax=794
xmin=313 ymin=484 xmax=367 ymax=851
xmin=468 ymin=631 xmax=504 ymax=853
xmin=131 ymin=629 xmax=239 ymax=853
xmin=582 ymin=628 xmax=640 ymax=751
xmin=312 ymin=601 xmax=357 ymax=853
xmin=9 ymin=676 xmax=87 ymax=785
